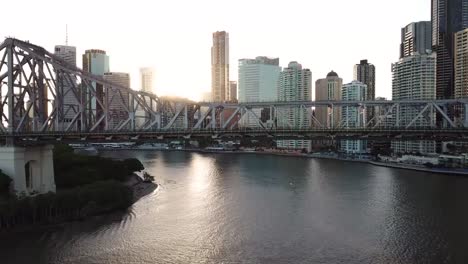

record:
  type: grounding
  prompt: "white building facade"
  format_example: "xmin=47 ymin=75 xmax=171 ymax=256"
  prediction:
xmin=276 ymin=61 xmax=312 ymax=152
xmin=341 ymin=81 xmax=368 ymax=154
xmin=238 ymin=56 xmax=281 ymax=127
xmin=391 ymin=53 xmax=436 ymax=154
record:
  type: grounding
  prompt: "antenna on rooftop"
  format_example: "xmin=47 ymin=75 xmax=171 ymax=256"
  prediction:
xmin=66 ymin=24 xmax=68 ymax=45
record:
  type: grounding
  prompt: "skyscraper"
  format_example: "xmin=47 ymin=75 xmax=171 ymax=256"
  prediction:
xmin=277 ymin=61 xmax=312 ymax=152
xmin=82 ymin=49 xmax=110 ymax=128
xmin=454 ymin=28 xmax=468 ymax=125
xmin=103 ymin=72 xmax=130 ymax=129
xmin=238 ymin=57 xmax=281 ymax=103
xmin=354 ymin=60 xmax=375 ymax=101
xmin=238 ymin=57 xmax=281 ymax=127
xmin=54 ymin=45 xmax=77 ymax=128
xmin=315 ymin=71 xmax=343 ymax=128
xmin=229 ymin=81 xmax=237 ymax=102
xmin=211 ymin=31 xmax=229 ymax=102
xmin=400 ymin=21 xmax=432 ymax=58
xmin=354 ymin=60 xmax=376 ymax=124
xmin=341 ymin=81 xmax=368 ymax=154
xmin=432 ymin=0 xmax=468 ymax=99
xmin=455 ymin=28 xmax=468 ymax=99
xmin=391 ymin=52 xmax=437 ymax=154
xmin=140 ymin=67 xmax=154 ymax=94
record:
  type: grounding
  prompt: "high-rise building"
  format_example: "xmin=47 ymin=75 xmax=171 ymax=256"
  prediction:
xmin=432 ymin=0 xmax=468 ymax=99
xmin=238 ymin=57 xmax=280 ymax=102
xmin=238 ymin=56 xmax=281 ymax=127
xmin=391 ymin=52 xmax=437 ymax=154
xmin=354 ymin=60 xmax=375 ymax=101
xmin=277 ymin=61 xmax=312 ymax=152
xmin=455 ymin=28 xmax=468 ymax=99
xmin=103 ymin=72 xmax=130 ymax=129
xmin=211 ymin=31 xmax=229 ymax=102
xmin=229 ymin=81 xmax=238 ymax=102
xmin=315 ymin=71 xmax=343 ymax=128
xmin=341 ymin=81 xmax=368 ymax=154
xmin=140 ymin=67 xmax=154 ymax=94
xmin=54 ymin=45 xmax=77 ymax=128
xmin=400 ymin=21 xmax=432 ymax=58
xmin=82 ymin=49 xmax=110 ymax=128
xmin=354 ymin=60 xmax=376 ymax=124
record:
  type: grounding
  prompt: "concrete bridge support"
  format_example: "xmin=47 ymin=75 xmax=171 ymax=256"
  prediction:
xmin=0 ymin=145 xmax=56 ymax=196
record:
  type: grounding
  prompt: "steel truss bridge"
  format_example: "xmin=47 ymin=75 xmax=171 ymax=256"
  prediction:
xmin=1 ymin=38 xmax=468 ymax=143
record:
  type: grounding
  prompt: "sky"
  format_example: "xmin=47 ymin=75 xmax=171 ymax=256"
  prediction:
xmin=1 ymin=0 xmax=431 ymax=101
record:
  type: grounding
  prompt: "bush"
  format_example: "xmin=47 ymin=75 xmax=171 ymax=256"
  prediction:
xmin=0 ymin=181 xmax=133 ymax=229
xmin=53 ymin=144 xmax=144 ymax=189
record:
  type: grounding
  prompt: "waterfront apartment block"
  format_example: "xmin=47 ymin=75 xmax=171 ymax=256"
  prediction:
xmin=341 ymin=81 xmax=368 ymax=154
xmin=277 ymin=61 xmax=312 ymax=152
xmin=211 ymin=31 xmax=229 ymax=102
xmin=391 ymin=52 xmax=437 ymax=154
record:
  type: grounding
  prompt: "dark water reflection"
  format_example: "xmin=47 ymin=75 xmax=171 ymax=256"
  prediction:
xmin=1 ymin=151 xmax=468 ymax=263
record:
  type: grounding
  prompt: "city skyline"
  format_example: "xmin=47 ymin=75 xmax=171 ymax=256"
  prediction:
xmin=0 ymin=0 xmax=430 ymax=101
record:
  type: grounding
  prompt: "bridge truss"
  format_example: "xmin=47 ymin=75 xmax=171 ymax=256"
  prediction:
xmin=1 ymin=38 xmax=468 ymax=143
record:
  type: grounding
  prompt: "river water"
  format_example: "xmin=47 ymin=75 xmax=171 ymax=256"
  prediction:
xmin=1 ymin=150 xmax=468 ymax=263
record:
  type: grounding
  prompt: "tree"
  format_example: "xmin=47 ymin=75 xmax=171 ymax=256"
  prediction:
xmin=0 ymin=170 xmax=12 ymax=195
xmin=123 ymin=158 xmax=145 ymax=173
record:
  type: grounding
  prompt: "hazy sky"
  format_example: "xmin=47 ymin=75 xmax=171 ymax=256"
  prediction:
xmin=1 ymin=0 xmax=430 ymax=101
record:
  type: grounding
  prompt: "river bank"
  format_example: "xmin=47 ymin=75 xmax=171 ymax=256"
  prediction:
xmin=125 ymin=173 xmax=158 ymax=203
xmin=105 ymin=147 xmax=468 ymax=176
xmin=0 ymin=175 xmax=157 ymax=234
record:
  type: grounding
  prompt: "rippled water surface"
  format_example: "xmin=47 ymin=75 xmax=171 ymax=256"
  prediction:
xmin=1 ymin=151 xmax=468 ymax=263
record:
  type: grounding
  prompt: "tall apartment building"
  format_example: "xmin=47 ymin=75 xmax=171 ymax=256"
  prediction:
xmin=103 ymin=72 xmax=130 ymax=129
xmin=238 ymin=57 xmax=281 ymax=127
xmin=315 ymin=71 xmax=343 ymax=128
xmin=341 ymin=81 xmax=368 ymax=154
xmin=229 ymin=81 xmax=238 ymax=102
xmin=432 ymin=0 xmax=468 ymax=99
xmin=277 ymin=62 xmax=312 ymax=152
xmin=391 ymin=52 xmax=437 ymax=154
xmin=82 ymin=49 xmax=110 ymax=128
xmin=400 ymin=21 xmax=432 ymax=58
xmin=455 ymin=29 xmax=468 ymax=125
xmin=354 ymin=60 xmax=376 ymax=124
xmin=211 ymin=31 xmax=229 ymax=102
xmin=54 ymin=45 xmax=77 ymax=128
xmin=140 ymin=67 xmax=154 ymax=94
xmin=354 ymin=60 xmax=375 ymax=101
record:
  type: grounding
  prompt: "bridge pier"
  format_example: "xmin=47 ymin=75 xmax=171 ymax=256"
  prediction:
xmin=0 ymin=145 xmax=56 ymax=196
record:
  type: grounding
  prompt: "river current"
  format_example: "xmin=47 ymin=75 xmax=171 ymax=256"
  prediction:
xmin=1 ymin=150 xmax=468 ymax=263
